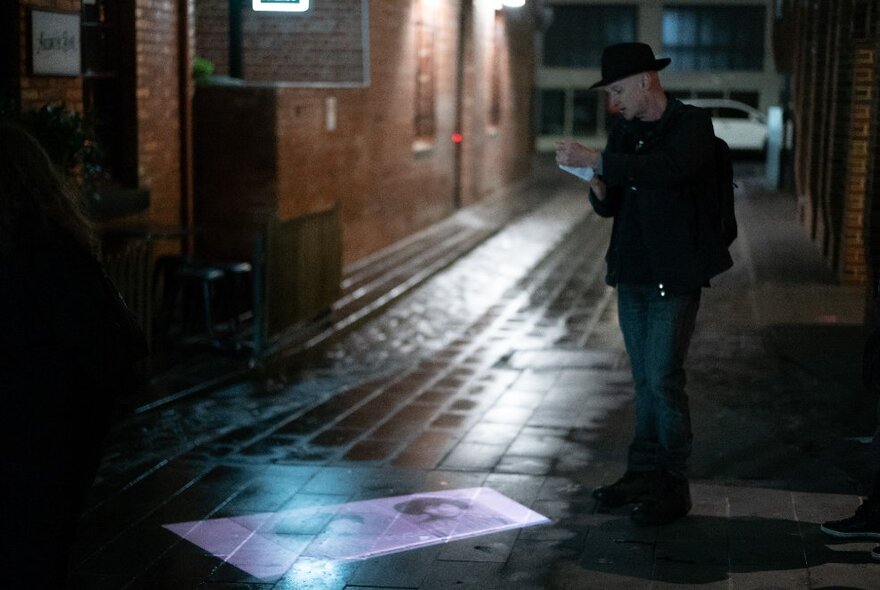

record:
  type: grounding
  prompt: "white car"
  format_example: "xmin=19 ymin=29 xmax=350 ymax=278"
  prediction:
xmin=683 ymin=99 xmax=768 ymax=153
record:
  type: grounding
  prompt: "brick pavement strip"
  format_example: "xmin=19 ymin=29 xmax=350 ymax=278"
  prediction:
xmin=68 ymin=169 xmax=880 ymax=589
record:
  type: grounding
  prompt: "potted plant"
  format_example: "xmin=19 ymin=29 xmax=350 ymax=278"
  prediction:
xmin=1 ymin=97 xmax=148 ymax=219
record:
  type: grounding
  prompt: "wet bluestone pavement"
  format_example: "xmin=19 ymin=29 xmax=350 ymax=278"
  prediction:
xmin=69 ymin=158 xmax=879 ymax=589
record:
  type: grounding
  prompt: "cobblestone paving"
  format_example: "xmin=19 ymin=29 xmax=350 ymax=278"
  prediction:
xmin=92 ymin=181 xmax=608 ymax=491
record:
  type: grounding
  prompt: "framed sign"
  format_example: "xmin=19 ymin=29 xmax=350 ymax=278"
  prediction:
xmin=30 ymin=9 xmax=81 ymax=76
xmin=252 ymin=0 xmax=311 ymax=12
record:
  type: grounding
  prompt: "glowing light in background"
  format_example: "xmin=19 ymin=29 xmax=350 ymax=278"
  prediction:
xmin=452 ymin=132 xmax=464 ymax=144
xmin=252 ymin=0 xmax=311 ymax=13
xmin=163 ymin=487 xmax=550 ymax=581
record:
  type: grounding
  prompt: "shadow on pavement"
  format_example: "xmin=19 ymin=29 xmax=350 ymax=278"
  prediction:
xmin=547 ymin=515 xmax=874 ymax=586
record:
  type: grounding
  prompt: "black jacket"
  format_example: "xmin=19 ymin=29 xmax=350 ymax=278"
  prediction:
xmin=0 ymin=222 xmax=149 ymax=399
xmin=590 ymin=98 xmax=734 ymax=289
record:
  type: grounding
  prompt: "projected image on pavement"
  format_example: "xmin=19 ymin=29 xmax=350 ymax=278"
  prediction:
xmin=163 ymin=486 xmax=550 ymax=579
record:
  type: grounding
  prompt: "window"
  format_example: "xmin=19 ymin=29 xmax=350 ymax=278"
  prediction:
xmin=730 ymin=90 xmax=760 ymax=109
xmin=81 ymin=0 xmax=136 ymax=185
xmin=414 ymin=2 xmax=435 ymax=141
xmin=668 ymin=89 xmax=761 ymax=109
xmin=572 ymin=91 xmax=598 ymax=136
xmin=663 ymin=5 xmax=765 ymax=71
xmin=489 ymin=13 xmax=503 ymax=128
xmin=540 ymin=89 xmax=565 ymax=135
xmin=543 ymin=5 xmax=637 ymax=67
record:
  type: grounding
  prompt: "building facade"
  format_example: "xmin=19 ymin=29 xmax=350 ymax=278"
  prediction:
xmin=1 ymin=0 xmax=540 ymax=261
xmin=776 ymin=0 xmax=880 ymax=288
xmin=1 ymin=0 xmax=542 ymax=330
xmin=536 ymin=0 xmax=783 ymax=151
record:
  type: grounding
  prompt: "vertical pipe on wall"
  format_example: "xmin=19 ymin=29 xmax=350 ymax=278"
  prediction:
xmin=179 ymin=0 xmax=194 ymax=254
xmin=229 ymin=0 xmax=243 ymax=79
xmin=453 ymin=0 xmax=472 ymax=210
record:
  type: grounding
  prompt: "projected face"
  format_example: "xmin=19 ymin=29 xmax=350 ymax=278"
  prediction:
xmin=163 ymin=487 xmax=550 ymax=581
xmin=394 ymin=497 xmax=470 ymax=520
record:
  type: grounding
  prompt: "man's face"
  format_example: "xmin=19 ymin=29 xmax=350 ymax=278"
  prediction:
xmin=604 ymin=73 xmax=647 ymax=121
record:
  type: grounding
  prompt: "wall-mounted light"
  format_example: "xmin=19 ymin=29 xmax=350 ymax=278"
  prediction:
xmin=252 ymin=0 xmax=310 ymax=12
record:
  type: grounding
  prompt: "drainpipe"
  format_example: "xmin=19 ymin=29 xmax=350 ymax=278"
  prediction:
xmin=229 ymin=0 xmax=243 ymax=78
xmin=453 ymin=0 xmax=472 ymax=209
xmin=178 ymin=0 xmax=194 ymax=255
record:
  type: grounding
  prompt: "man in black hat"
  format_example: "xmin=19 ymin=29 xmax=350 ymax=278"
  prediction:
xmin=556 ymin=42 xmax=733 ymax=525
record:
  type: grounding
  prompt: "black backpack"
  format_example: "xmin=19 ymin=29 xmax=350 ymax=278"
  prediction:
xmin=713 ymin=136 xmax=738 ymax=247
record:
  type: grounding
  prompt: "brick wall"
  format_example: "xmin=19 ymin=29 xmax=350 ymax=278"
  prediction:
xmin=195 ymin=0 xmax=367 ymax=83
xmin=825 ymin=1 xmax=856 ymax=271
xmin=786 ymin=0 xmax=880 ymax=286
xmin=10 ymin=0 xmax=536 ymax=268
xmin=193 ymin=1 xmax=539 ymax=265
xmin=357 ymin=0 xmax=457 ymax=257
xmin=872 ymin=16 xmax=880 ymax=295
xmin=15 ymin=0 xmax=83 ymax=111
xmin=194 ymin=0 xmax=228 ymax=75
xmin=842 ymin=45 xmax=874 ymax=285
xmin=135 ymin=0 xmax=185 ymax=227
xmin=1 ymin=2 xmax=21 ymax=98
xmin=8 ymin=0 xmax=191 ymax=236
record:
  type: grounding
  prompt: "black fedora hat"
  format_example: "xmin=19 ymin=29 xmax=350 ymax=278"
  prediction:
xmin=589 ymin=42 xmax=671 ymax=89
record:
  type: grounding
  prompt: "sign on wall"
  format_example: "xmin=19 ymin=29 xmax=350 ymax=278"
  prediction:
xmin=30 ymin=9 xmax=81 ymax=76
xmin=253 ymin=0 xmax=311 ymax=12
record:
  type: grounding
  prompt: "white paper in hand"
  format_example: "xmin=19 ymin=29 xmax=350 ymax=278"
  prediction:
xmin=558 ymin=164 xmax=595 ymax=182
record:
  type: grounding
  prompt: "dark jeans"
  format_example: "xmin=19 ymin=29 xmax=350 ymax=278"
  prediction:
xmin=617 ymin=283 xmax=701 ymax=476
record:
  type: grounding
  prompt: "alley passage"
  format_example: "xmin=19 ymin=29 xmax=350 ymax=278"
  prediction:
xmin=71 ymin=165 xmax=880 ymax=589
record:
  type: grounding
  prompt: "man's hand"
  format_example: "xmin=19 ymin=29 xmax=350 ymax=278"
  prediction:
xmin=555 ymin=140 xmax=600 ymax=169
xmin=589 ymin=176 xmax=607 ymax=201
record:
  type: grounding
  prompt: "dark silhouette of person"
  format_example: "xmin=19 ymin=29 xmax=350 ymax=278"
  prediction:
xmin=821 ymin=281 xmax=880 ymax=561
xmin=555 ymin=43 xmax=733 ymax=526
xmin=0 ymin=122 xmax=149 ymax=587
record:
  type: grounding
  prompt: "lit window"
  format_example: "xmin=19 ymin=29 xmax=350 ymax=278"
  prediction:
xmin=543 ymin=6 xmax=637 ymax=67
xmin=663 ymin=5 xmax=765 ymax=71
xmin=572 ymin=90 xmax=598 ymax=136
xmin=540 ymin=89 xmax=565 ymax=135
xmin=489 ymin=13 xmax=503 ymax=129
xmin=415 ymin=1 xmax=436 ymax=141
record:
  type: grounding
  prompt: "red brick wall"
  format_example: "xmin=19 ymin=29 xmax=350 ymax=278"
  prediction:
xmin=842 ymin=45 xmax=874 ymax=285
xmin=870 ymin=28 xmax=880 ymax=294
xmin=15 ymin=0 xmax=82 ymax=111
xmin=786 ymin=0 xmax=880 ymax=285
xmin=10 ymin=0 xmax=191 ymax=235
xmin=136 ymin=0 xmax=185 ymax=227
xmin=193 ymin=0 xmax=229 ymax=75
xmin=193 ymin=1 xmax=537 ymax=265
xmin=8 ymin=0 xmax=536 ymax=269
xmin=195 ymin=0 xmax=367 ymax=83
xmin=357 ymin=0 xmax=458 ymax=257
